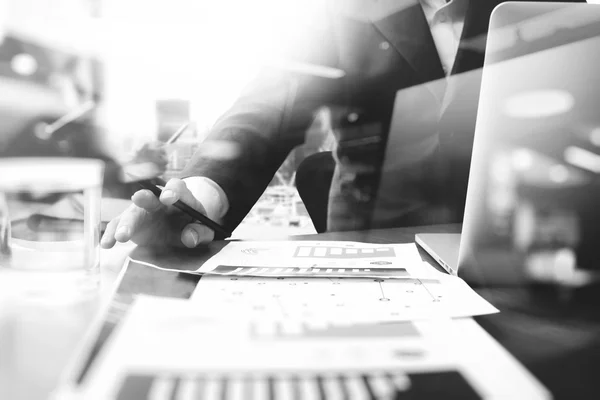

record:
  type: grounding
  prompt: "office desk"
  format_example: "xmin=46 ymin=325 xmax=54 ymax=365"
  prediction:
xmin=74 ymin=224 xmax=600 ymax=399
xmin=0 ymin=243 xmax=133 ymax=400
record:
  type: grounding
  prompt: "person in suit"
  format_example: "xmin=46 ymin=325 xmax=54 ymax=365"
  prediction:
xmin=101 ymin=0 xmax=586 ymax=249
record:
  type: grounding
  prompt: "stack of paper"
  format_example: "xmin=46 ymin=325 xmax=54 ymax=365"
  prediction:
xmin=56 ymin=242 xmax=549 ymax=400
xmin=62 ymin=296 xmax=548 ymax=399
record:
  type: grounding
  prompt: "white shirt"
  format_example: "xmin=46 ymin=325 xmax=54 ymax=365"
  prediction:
xmin=186 ymin=0 xmax=470 ymax=222
xmin=420 ymin=0 xmax=468 ymax=75
xmin=183 ymin=176 xmax=229 ymax=222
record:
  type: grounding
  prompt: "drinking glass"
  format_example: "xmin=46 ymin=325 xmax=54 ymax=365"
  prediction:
xmin=0 ymin=157 xmax=104 ymax=301
xmin=0 ymin=158 xmax=104 ymax=400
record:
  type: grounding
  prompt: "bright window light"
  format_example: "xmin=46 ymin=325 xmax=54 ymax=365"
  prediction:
xmin=564 ymin=146 xmax=600 ymax=173
xmin=512 ymin=148 xmax=534 ymax=170
xmin=10 ymin=53 xmax=37 ymax=76
xmin=548 ymin=164 xmax=569 ymax=183
xmin=504 ymin=90 xmax=574 ymax=118
xmin=589 ymin=127 xmax=600 ymax=146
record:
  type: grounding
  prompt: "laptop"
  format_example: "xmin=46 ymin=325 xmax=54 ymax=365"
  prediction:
xmin=416 ymin=2 xmax=600 ymax=284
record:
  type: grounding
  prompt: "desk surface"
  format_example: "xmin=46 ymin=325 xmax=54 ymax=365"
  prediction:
xmin=60 ymin=225 xmax=600 ymax=399
xmin=0 ymin=241 xmax=133 ymax=400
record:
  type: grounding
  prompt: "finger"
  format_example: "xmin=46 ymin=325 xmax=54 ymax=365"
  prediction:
xmin=158 ymin=154 xmax=169 ymax=165
xmin=181 ymin=223 xmax=215 ymax=248
xmin=131 ymin=189 xmax=162 ymax=212
xmin=100 ymin=217 xmax=120 ymax=249
xmin=114 ymin=205 xmax=148 ymax=243
xmin=136 ymin=143 xmax=149 ymax=152
xmin=147 ymin=141 xmax=166 ymax=150
xmin=160 ymin=178 xmax=206 ymax=213
xmin=156 ymin=150 xmax=168 ymax=160
xmin=155 ymin=157 xmax=168 ymax=169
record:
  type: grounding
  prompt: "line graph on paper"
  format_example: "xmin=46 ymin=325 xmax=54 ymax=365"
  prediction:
xmin=189 ymin=275 xmax=494 ymax=323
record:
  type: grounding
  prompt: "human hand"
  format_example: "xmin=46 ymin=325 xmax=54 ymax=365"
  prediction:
xmin=100 ymin=178 xmax=215 ymax=249
xmin=132 ymin=141 xmax=168 ymax=173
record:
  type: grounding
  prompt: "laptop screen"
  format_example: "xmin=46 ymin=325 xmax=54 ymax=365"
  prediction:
xmin=459 ymin=3 xmax=600 ymax=282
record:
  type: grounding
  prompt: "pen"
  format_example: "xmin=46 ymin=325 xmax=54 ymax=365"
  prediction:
xmin=166 ymin=123 xmax=189 ymax=145
xmin=137 ymin=178 xmax=231 ymax=239
xmin=45 ymin=100 xmax=96 ymax=136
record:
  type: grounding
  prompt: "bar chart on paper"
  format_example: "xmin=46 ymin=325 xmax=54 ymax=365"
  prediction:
xmin=292 ymin=245 xmax=396 ymax=258
xmin=95 ymin=298 xmax=487 ymax=400
xmin=75 ymin=298 xmax=543 ymax=400
xmin=249 ymin=318 xmax=425 ymax=341
xmin=209 ymin=265 xmax=411 ymax=278
xmin=196 ymin=241 xmax=427 ymax=279
xmin=115 ymin=370 xmax=481 ymax=400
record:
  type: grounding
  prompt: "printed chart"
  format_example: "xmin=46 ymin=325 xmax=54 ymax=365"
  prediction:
xmin=292 ymin=245 xmax=396 ymax=259
xmin=197 ymin=242 xmax=425 ymax=279
xmin=209 ymin=265 xmax=411 ymax=278
xmin=69 ymin=298 xmax=549 ymax=400
xmin=190 ymin=274 xmax=497 ymax=322
xmin=115 ymin=370 xmax=479 ymax=400
xmin=249 ymin=320 xmax=423 ymax=341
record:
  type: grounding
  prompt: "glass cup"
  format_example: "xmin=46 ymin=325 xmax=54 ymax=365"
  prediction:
xmin=0 ymin=157 xmax=104 ymax=302
xmin=0 ymin=158 xmax=105 ymax=399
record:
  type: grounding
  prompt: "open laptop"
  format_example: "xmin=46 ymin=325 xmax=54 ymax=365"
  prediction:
xmin=416 ymin=2 xmax=600 ymax=283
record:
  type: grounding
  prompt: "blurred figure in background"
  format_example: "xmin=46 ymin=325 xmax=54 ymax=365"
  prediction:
xmin=0 ymin=34 xmax=169 ymax=198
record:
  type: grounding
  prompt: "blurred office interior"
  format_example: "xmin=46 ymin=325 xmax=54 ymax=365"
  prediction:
xmin=0 ymin=0 xmax=331 ymax=237
xmin=4 ymin=0 xmax=600 ymax=241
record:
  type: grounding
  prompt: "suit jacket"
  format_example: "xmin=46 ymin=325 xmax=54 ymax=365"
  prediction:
xmin=182 ymin=0 xmax=584 ymax=233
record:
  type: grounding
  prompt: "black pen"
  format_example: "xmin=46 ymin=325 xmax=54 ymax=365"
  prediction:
xmin=137 ymin=178 xmax=231 ymax=239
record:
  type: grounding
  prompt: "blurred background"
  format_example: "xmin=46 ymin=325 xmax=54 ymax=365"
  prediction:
xmin=0 ymin=0 xmax=337 ymax=237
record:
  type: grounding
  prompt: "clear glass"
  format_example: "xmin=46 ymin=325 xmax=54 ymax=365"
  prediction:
xmin=0 ymin=158 xmax=104 ymax=302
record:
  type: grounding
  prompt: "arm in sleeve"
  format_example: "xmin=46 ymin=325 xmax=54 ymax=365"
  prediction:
xmin=180 ymin=4 xmax=340 ymax=232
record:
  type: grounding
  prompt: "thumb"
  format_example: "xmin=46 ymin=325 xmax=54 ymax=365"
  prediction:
xmin=181 ymin=223 xmax=215 ymax=248
xmin=147 ymin=140 xmax=165 ymax=149
xmin=159 ymin=178 xmax=207 ymax=214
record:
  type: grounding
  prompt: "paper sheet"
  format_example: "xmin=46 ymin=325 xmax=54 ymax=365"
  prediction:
xmin=189 ymin=262 xmax=497 ymax=322
xmin=65 ymin=296 xmax=548 ymax=400
xmin=196 ymin=241 xmax=427 ymax=279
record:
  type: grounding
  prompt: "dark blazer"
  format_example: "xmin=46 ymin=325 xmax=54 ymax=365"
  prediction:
xmin=182 ymin=0 xmax=584 ymax=233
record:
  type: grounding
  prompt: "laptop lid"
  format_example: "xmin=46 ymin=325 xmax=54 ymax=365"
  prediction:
xmin=458 ymin=2 xmax=600 ymax=283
